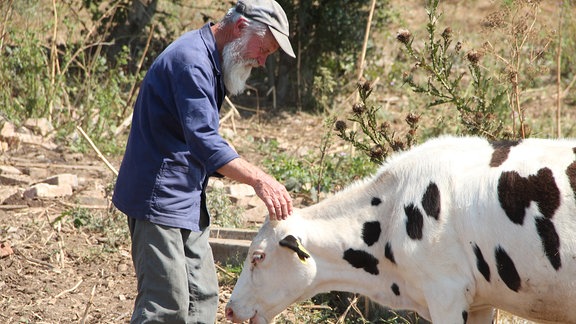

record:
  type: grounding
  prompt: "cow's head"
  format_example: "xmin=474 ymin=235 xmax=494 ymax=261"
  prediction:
xmin=225 ymin=214 xmax=316 ymax=323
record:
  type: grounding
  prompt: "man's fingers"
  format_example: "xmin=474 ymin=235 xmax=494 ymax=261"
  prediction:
xmin=258 ymin=180 xmax=293 ymax=221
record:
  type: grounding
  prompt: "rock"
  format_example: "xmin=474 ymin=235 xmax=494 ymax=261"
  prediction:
xmin=40 ymin=173 xmax=78 ymax=189
xmin=23 ymin=183 xmax=73 ymax=199
xmin=0 ymin=187 xmax=18 ymax=204
xmin=0 ymin=241 xmax=14 ymax=258
xmin=208 ymin=178 xmax=225 ymax=189
xmin=0 ymin=165 xmax=22 ymax=175
xmin=241 ymin=204 xmax=268 ymax=223
xmin=227 ymin=183 xmax=255 ymax=198
xmin=0 ymin=119 xmax=57 ymax=150
xmin=23 ymin=167 xmax=50 ymax=179
xmin=0 ymin=173 xmax=31 ymax=186
xmin=23 ymin=118 xmax=54 ymax=138
xmin=74 ymin=196 xmax=108 ymax=207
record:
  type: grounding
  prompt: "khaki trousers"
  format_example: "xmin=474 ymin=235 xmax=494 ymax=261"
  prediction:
xmin=128 ymin=217 xmax=219 ymax=324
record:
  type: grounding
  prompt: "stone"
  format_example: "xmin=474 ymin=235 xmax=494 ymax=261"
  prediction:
xmin=23 ymin=183 xmax=73 ymax=199
xmin=0 ymin=241 xmax=14 ymax=258
xmin=41 ymin=174 xmax=78 ymax=189
xmin=0 ymin=165 xmax=21 ymax=175
xmin=23 ymin=118 xmax=54 ymax=137
xmin=0 ymin=173 xmax=31 ymax=186
xmin=227 ymin=183 xmax=255 ymax=198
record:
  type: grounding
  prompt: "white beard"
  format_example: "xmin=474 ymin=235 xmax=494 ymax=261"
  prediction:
xmin=221 ymin=34 xmax=258 ymax=96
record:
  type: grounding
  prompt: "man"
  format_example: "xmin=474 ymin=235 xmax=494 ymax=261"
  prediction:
xmin=112 ymin=0 xmax=295 ymax=322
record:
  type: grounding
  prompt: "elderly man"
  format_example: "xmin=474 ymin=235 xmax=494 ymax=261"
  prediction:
xmin=112 ymin=0 xmax=295 ymax=322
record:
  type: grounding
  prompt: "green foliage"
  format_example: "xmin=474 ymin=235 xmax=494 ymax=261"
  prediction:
xmin=0 ymin=29 xmax=55 ymax=121
xmin=207 ymin=186 xmax=245 ymax=228
xmin=260 ymin=137 xmax=376 ymax=199
xmin=283 ymin=0 xmax=392 ymax=111
xmin=0 ymin=3 xmax=144 ymax=153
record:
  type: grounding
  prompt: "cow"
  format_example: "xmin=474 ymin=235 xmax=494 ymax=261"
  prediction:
xmin=225 ymin=135 xmax=576 ymax=324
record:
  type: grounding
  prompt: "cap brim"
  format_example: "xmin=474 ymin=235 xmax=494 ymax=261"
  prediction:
xmin=269 ymin=27 xmax=295 ymax=58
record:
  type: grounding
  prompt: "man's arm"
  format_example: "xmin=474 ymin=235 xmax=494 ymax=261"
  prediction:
xmin=217 ymin=157 xmax=293 ymax=220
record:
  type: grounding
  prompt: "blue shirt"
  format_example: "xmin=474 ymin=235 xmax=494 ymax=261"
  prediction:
xmin=112 ymin=23 xmax=239 ymax=231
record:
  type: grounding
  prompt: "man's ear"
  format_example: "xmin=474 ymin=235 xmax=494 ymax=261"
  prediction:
xmin=279 ymin=235 xmax=310 ymax=263
xmin=233 ymin=16 xmax=250 ymax=37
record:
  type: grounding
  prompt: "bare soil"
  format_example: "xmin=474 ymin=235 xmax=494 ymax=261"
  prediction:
xmin=0 ymin=112 xmax=327 ymax=324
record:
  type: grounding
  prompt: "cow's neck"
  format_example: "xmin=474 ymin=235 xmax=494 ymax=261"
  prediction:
xmin=276 ymin=175 xmax=416 ymax=305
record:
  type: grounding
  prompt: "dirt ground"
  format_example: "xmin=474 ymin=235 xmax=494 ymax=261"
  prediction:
xmin=0 ymin=140 xmax=136 ymax=323
xmin=0 ymin=111 xmax=328 ymax=324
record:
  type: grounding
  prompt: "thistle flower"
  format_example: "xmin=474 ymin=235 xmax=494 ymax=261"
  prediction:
xmin=466 ymin=50 xmax=483 ymax=65
xmin=352 ymin=103 xmax=366 ymax=116
xmin=335 ymin=120 xmax=347 ymax=132
xmin=405 ymin=113 xmax=420 ymax=127
xmin=396 ymin=29 xmax=412 ymax=45
xmin=379 ymin=121 xmax=391 ymax=133
xmin=455 ymin=41 xmax=462 ymax=53
xmin=362 ymin=79 xmax=372 ymax=92
xmin=370 ymin=144 xmax=385 ymax=161
xmin=441 ymin=27 xmax=452 ymax=42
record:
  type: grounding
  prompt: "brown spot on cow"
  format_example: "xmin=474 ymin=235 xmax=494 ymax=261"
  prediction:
xmin=498 ymin=168 xmax=562 ymax=270
xmin=497 ymin=168 xmax=560 ymax=224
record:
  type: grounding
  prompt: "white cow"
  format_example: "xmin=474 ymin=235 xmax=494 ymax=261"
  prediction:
xmin=225 ymin=136 xmax=576 ymax=324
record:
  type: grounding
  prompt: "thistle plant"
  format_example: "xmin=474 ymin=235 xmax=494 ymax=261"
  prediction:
xmin=335 ymin=79 xmax=420 ymax=165
xmin=397 ymin=0 xmax=510 ymax=140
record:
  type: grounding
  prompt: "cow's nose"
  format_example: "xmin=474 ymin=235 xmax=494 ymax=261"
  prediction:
xmin=225 ymin=305 xmax=236 ymax=322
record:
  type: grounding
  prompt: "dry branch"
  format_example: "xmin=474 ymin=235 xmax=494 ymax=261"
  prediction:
xmin=76 ymin=126 xmax=118 ymax=176
xmin=80 ymin=284 xmax=97 ymax=324
xmin=54 ymin=279 xmax=83 ymax=298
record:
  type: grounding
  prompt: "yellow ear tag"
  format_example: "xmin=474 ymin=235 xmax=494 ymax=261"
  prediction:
xmin=297 ymin=241 xmax=310 ymax=264
xmin=279 ymin=235 xmax=311 ymax=264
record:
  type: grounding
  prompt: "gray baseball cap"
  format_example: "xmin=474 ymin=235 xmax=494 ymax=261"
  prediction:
xmin=235 ymin=0 xmax=296 ymax=58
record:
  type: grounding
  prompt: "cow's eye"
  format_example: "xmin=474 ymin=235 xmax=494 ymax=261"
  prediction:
xmin=251 ymin=251 xmax=265 ymax=266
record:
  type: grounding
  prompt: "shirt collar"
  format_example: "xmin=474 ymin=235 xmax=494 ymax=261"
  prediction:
xmin=200 ymin=22 xmax=222 ymax=76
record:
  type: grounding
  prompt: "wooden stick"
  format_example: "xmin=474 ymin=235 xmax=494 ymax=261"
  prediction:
xmin=223 ymin=96 xmax=240 ymax=134
xmin=54 ymin=279 xmax=83 ymax=298
xmin=13 ymin=248 xmax=55 ymax=269
xmin=76 ymin=126 xmax=118 ymax=176
xmin=350 ymin=0 xmax=377 ymax=157
xmin=337 ymin=295 xmax=359 ymax=324
xmin=556 ymin=2 xmax=564 ymax=138
xmin=356 ymin=0 xmax=377 ymax=85
xmin=49 ymin=0 xmax=58 ymax=120
xmin=80 ymin=284 xmax=97 ymax=324
xmin=215 ymin=263 xmax=237 ymax=279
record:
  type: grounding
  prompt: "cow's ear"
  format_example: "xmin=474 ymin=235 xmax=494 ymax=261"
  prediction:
xmin=279 ymin=235 xmax=310 ymax=263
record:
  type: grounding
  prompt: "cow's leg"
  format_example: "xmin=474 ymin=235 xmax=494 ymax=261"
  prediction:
xmin=467 ymin=307 xmax=495 ymax=324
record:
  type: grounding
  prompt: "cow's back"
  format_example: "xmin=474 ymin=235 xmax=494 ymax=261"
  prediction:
xmin=384 ymin=136 xmax=576 ymax=323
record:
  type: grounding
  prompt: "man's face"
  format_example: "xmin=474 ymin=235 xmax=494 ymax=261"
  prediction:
xmin=222 ymin=27 xmax=279 ymax=96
